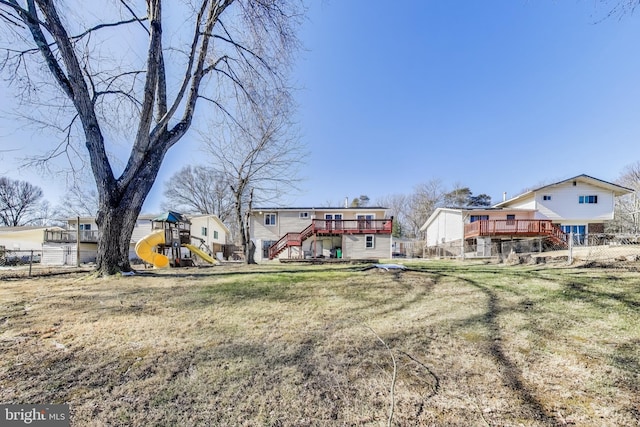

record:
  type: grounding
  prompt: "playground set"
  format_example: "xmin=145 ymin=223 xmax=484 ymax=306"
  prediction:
xmin=134 ymin=211 xmax=217 ymax=268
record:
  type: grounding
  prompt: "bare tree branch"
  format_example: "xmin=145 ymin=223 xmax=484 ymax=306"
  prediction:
xmin=0 ymin=0 xmax=305 ymax=274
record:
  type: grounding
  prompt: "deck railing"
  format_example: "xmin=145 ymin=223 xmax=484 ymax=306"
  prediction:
xmin=312 ymin=219 xmax=393 ymax=234
xmin=268 ymin=218 xmax=393 ymax=259
xmin=464 ymin=220 xmax=566 ymax=243
xmin=44 ymin=229 xmax=100 ymax=243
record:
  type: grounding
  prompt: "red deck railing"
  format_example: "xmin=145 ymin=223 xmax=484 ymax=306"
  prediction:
xmin=268 ymin=218 xmax=393 ymax=259
xmin=464 ymin=219 xmax=566 ymax=243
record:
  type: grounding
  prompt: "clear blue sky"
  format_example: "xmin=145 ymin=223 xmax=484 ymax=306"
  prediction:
xmin=285 ymin=0 xmax=640 ymax=207
xmin=1 ymin=0 xmax=640 ymax=213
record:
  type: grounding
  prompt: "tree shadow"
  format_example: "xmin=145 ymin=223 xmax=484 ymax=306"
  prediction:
xmin=432 ymin=271 xmax=560 ymax=426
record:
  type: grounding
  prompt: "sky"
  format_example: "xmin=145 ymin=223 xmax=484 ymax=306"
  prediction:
xmin=1 ymin=0 xmax=640 ymax=214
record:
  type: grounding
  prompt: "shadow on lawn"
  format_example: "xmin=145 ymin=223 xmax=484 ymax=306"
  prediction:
xmin=431 ymin=271 xmax=560 ymax=426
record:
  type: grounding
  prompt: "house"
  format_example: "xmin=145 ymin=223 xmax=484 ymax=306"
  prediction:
xmin=0 ymin=226 xmax=64 ymax=252
xmin=421 ymin=175 xmax=633 ymax=257
xmin=42 ymin=213 xmax=230 ymax=266
xmin=249 ymin=206 xmax=393 ymax=262
xmin=188 ymin=214 xmax=231 ymax=259
xmin=41 ymin=216 xmax=104 ymax=265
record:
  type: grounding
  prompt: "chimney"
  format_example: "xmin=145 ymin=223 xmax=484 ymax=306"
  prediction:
xmin=503 ymin=192 xmax=507 ymax=202
xmin=344 ymin=197 xmax=348 ymax=208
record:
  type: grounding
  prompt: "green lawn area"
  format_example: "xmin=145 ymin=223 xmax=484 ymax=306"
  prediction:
xmin=1 ymin=261 xmax=638 ymax=426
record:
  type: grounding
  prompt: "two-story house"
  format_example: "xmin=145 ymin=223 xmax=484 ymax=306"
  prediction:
xmin=421 ymin=175 xmax=633 ymax=257
xmin=42 ymin=213 xmax=230 ymax=266
xmin=249 ymin=206 xmax=393 ymax=262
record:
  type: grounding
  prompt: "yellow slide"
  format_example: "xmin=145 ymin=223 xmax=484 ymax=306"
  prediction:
xmin=184 ymin=244 xmax=218 ymax=264
xmin=134 ymin=230 xmax=170 ymax=268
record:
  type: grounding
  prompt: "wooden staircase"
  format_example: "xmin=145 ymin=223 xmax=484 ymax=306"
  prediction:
xmin=268 ymin=218 xmax=393 ymax=260
xmin=268 ymin=224 xmax=314 ymax=259
xmin=465 ymin=219 xmax=568 ymax=247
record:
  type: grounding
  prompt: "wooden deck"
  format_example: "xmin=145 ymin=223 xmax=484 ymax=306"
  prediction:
xmin=268 ymin=219 xmax=393 ymax=259
xmin=464 ymin=219 xmax=566 ymax=243
xmin=44 ymin=229 xmax=99 ymax=243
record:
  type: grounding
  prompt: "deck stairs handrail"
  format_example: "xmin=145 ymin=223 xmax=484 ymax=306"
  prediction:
xmin=268 ymin=223 xmax=315 ymax=259
xmin=268 ymin=218 xmax=393 ymax=259
xmin=464 ymin=219 xmax=567 ymax=246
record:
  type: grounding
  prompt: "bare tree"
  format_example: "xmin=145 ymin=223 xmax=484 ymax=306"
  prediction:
xmin=161 ymin=165 xmax=233 ymax=221
xmin=0 ymin=177 xmax=44 ymax=226
xmin=375 ymin=193 xmax=408 ymax=237
xmin=54 ymin=181 xmax=99 ymax=220
xmin=405 ymin=180 xmax=444 ymax=238
xmin=202 ymin=85 xmax=305 ymax=263
xmin=612 ymin=161 xmax=640 ymax=233
xmin=28 ymin=199 xmax=62 ymax=226
xmin=0 ymin=1 xmax=303 ymax=274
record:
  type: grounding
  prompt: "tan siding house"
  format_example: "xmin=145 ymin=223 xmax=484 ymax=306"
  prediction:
xmin=249 ymin=207 xmax=392 ymax=262
xmin=0 ymin=226 xmax=59 ymax=251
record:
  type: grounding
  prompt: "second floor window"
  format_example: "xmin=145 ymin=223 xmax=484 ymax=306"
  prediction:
xmin=470 ymin=215 xmax=489 ymax=222
xmin=265 ymin=213 xmax=277 ymax=226
xmin=543 ymin=195 xmax=551 ymax=201
xmin=79 ymin=224 xmax=91 ymax=230
xmin=201 ymin=227 xmax=208 ymax=236
xmin=214 ymin=230 xmax=219 ymax=239
xmin=579 ymin=195 xmax=598 ymax=204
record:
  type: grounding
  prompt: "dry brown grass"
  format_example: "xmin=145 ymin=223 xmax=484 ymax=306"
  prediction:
xmin=1 ymin=261 xmax=639 ymax=426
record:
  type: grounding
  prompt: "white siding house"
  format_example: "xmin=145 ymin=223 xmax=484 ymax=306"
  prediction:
xmin=494 ymin=175 xmax=631 ymax=235
xmin=421 ymin=175 xmax=632 ymax=256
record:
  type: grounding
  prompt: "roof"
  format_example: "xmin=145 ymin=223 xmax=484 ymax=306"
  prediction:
xmin=252 ymin=206 xmax=387 ymax=212
xmin=187 ymin=214 xmax=231 ymax=234
xmin=419 ymin=206 xmax=536 ymax=232
xmin=493 ymin=174 xmax=633 ymax=208
xmin=0 ymin=225 xmax=64 ymax=232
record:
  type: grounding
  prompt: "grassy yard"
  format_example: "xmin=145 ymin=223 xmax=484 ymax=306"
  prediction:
xmin=0 ymin=261 xmax=638 ymax=426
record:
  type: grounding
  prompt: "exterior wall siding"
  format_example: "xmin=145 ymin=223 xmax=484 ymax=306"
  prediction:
xmin=503 ymin=194 xmax=536 ymax=211
xmin=343 ymin=234 xmax=390 ymax=259
xmin=42 ymin=243 xmax=97 ymax=266
xmin=189 ymin=216 xmax=229 ymax=246
xmin=426 ymin=210 xmax=463 ymax=246
xmin=130 ymin=219 xmax=154 ymax=244
xmin=0 ymin=229 xmax=47 ymax=251
xmin=250 ymin=207 xmax=389 ymax=262
xmin=533 ymin=182 xmax=614 ymax=222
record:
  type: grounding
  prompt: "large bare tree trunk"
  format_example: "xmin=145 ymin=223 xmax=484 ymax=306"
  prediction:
xmin=95 ymin=143 xmax=167 ymax=274
xmin=1 ymin=1 xmax=302 ymax=274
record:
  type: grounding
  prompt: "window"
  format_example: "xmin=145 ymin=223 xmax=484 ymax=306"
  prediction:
xmin=201 ymin=226 xmax=208 ymax=237
xmin=79 ymin=224 xmax=91 ymax=230
xmin=506 ymin=215 xmax=515 ymax=220
xmin=357 ymin=214 xmax=373 ymax=229
xmin=213 ymin=230 xmax=219 ymax=239
xmin=579 ymin=195 xmax=598 ymax=204
xmin=365 ymin=235 xmax=375 ymax=249
xmin=264 ymin=213 xmax=277 ymax=226
xmin=470 ymin=215 xmax=489 ymax=222
xmin=543 ymin=195 xmax=551 ymax=201
xmin=299 ymin=212 xmax=309 ymax=219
